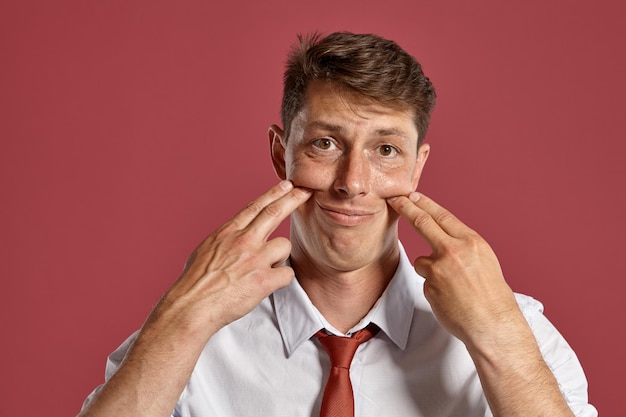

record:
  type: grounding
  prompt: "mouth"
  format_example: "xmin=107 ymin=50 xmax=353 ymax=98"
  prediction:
xmin=316 ymin=202 xmax=377 ymax=226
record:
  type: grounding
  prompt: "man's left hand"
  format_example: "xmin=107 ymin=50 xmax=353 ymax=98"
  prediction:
xmin=387 ymin=192 xmax=523 ymax=348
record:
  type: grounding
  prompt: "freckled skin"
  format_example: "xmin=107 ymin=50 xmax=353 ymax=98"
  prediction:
xmin=270 ymin=80 xmax=429 ymax=273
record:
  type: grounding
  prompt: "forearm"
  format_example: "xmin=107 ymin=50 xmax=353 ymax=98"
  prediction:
xmin=78 ymin=307 xmax=217 ymax=417
xmin=467 ymin=316 xmax=574 ymax=417
xmin=77 ymin=353 xmax=192 ymax=417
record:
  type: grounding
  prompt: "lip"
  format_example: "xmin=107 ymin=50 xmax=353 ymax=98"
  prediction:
xmin=316 ymin=201 xmax=377 ymax=226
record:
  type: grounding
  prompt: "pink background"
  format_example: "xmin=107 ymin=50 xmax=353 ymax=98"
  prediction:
xmin=1 ymin=0 xmax=623 ymax=415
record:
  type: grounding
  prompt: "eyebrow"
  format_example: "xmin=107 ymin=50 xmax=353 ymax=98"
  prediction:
xmin=306 ymin=121 xmax=344 ymax=133
xmin=305 ymin=121 xmax=411 ymax=138
xmin=374 ymin=128 xmax=410 ymax=138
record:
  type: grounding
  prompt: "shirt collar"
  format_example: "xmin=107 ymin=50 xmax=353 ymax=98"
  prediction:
xmin=273 ymin=241 xmax=421 ymax=356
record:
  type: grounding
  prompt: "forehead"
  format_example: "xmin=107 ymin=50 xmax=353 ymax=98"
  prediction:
xmin=291 ymin=80 xmax=418 ymax=138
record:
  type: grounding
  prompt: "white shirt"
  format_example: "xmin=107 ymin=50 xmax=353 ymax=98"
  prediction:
xmin=85 ymin=242 xmax=597 ymax=416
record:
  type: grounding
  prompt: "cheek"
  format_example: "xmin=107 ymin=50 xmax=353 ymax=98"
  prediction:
xmin=375 ymin=170 xmax=417 ymax=199
xmin=286 ymin=157 xmax=333 ymax=191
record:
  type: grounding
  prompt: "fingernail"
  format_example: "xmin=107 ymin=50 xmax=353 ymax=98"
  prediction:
xmin=388 ymin=196 xmax=398 ymax=202
xmin=408 ymin=192 xmax=420 ymax=202
xmin=279 ymin=180 xmax=293 ymax=191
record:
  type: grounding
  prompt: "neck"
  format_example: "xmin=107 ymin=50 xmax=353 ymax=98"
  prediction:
xmin=290 ymin=243 xmax=400 ymax=333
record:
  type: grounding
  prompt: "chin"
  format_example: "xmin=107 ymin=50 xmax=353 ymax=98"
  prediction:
xmin=321 ymin=250 xmax=374 ymax=272
xmin=319 ymin=229 xmax=396 ymax=269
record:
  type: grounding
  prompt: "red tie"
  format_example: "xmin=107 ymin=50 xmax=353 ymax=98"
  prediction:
xmin=315 ymin=325 xmax=379 ymax=417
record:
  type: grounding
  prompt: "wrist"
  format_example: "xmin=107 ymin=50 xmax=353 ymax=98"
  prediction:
xmin=462 ymin=307 xmax=538 ymax=362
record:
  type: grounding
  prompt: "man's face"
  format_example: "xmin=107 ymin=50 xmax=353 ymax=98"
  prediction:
xmin=270 ymin=80 xmax=429 ymax=272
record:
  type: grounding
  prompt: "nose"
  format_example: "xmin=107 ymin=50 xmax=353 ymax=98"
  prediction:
xmin=333 ymin=149 xmax=370 ymax=196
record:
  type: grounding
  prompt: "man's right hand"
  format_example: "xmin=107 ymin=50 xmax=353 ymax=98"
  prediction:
xmin=150 ymin=180 xmax=312 ymax=342
xmin=78 ymin=180 xmax=311 ymax=417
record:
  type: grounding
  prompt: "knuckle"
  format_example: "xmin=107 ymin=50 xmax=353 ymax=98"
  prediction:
xmin=244 ymin=200 xmax=264 ymax=215
xmin=439 ymin=239 xmax=456 ymax=254
xmin=436 ymin=240 xmax=464 ymax=263
xmin=213 ymin=224 xmax=233 ymax=241
xmin=250 ymin=270 xmax=275 ymax=294
xmin=272 ymin=236 xmax=292 ymax=252
xmin=232 ymin=231 xmax=254 ymax=248
xmin=211 ymin=226 xmax=242 ymax=249
xmin=182 ymin=251 xmax=199 ymax=273
xmin=434 ymin=210 xmax=455 ymax=225
xmin=463 ymin=232 xmax=486 ymax=251
xmin=466 ymin=233 xmax=481 ymax=247
xmin=289 ymin=188 xmax=307 ymax=202
xmin=412 ymin=212 xmax=431 ymax=230
xmin=429 ymin=260 xmax=446 ymax=277
xmin=262 ymin=201 xmax=283 ymax=218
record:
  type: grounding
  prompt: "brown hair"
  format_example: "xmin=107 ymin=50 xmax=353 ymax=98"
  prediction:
xmin=281 ymin=32 xmax=436 ymax=144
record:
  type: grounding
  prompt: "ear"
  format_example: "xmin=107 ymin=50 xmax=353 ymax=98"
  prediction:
xmin=411 ymin=143 xmax=430 ymax=189
xmin=268 ymin=124 xmax=287 ymax=180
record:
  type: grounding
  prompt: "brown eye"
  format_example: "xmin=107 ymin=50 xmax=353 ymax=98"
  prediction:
xmin=315 ymin=138 xmax=333 ymax=150
xmin=379 ymin=145 xmax=396 ymax=156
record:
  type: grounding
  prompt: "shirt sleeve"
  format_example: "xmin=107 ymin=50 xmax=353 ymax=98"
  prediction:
xmin=79 ymin=331 xmax=178 ymax=417
xmin=515 ymin=294 xmax=598 ymax=417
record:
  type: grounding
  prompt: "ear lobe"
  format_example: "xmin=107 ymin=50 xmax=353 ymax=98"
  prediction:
xmin=412 ymin=143 xmax=430 ymax=189
xmin=268 ymin=124 xmax=287 ymax=180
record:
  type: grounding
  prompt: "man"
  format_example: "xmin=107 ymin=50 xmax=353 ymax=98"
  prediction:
xmin=79 ymin=32 xmax=596 ymax=416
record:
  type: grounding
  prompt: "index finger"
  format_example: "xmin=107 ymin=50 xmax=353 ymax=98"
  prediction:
xmin=387 ymin=194 xmax=450 ymax=250
xmin=246 ymin=185 xmax=312 ymax=240
xmin=410 ymin=193 xmax=473 ymax=238
xmin=230 ymin=180 xmax=298 ymax=230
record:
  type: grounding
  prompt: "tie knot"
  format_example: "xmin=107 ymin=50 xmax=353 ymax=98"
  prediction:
xmin=315 ymin=325 xmax=379 ymax=417
xmin=315 ymin=325 xmax=378 ymax=369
